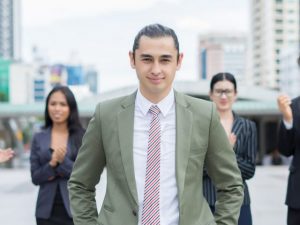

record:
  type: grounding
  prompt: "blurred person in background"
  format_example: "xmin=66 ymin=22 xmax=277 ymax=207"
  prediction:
xmin=30 ymin=86 xmax=85 ymax=225
xmin=0 ymin=148 xmax=14 ymax=163
xmin=203 ymin=72 xmax=257 ymax=225
xmin=277 ymin=56 xmax=300 ymax=225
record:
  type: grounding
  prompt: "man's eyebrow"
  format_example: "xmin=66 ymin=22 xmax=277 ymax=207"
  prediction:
xmin=160 ymin=54 xmax=173 ymax=59
xmin=140 ymin=54 xmax=153 ymax=58
xmin=139 ymin=54 xmax=173 ymax=59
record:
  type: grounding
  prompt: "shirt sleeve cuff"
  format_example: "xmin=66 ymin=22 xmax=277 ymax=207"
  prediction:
xmin=283 ymin=119 xmax=293 ymax=130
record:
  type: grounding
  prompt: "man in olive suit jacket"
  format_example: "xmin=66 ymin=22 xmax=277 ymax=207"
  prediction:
xmin=68 ymin=24 xmax=243 ymax=225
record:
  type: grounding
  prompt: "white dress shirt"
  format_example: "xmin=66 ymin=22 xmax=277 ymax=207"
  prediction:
xmin=133 ymin=89 xmax=179 ymax=225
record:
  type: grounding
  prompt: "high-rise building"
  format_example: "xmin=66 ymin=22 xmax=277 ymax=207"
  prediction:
xmin=66 ymin=65 xmax=84 ymax=85
xmin=250 ymin=0 xmax=299 ymax=89
xmin=279 ymin=45 xmax=300 ymax=98
xmin=10 ymin=63 xmax=35 ymax=104
xmin=199 ymin=34 xmax=247 ymax=83
xmin=0 ymin=0 xmax=21 ymax=60
xmin=0 ymin=58 xmax=11 ymax=102
xmin=85 ymin=67 xmax=99 ymax=94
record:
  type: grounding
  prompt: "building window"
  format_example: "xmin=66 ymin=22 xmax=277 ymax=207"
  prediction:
xmin=288 ymin=20 xmax=295 ymax=24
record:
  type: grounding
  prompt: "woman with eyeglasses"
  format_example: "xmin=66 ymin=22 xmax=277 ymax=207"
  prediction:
xmin=203 ymin=72 xmax=257 ymax=225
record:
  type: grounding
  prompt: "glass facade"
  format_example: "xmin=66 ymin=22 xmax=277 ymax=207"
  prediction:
xmin=0 ymin=58 xmax=10 ymax=102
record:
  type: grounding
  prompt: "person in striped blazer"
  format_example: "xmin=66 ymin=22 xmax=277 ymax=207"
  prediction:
xmin=203 ymin=72 xmax=257 ymax=225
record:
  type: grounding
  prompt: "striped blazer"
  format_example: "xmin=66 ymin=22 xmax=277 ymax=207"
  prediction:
xmin=203 ymin=112 xmax=257 ymax=205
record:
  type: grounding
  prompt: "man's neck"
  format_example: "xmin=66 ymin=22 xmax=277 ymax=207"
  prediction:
xmin=139 ymin=88 xmax=172 ymax=104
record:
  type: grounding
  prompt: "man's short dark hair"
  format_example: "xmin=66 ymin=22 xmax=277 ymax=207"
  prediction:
xmin=132 ymin=24 xmax=180 ymax=56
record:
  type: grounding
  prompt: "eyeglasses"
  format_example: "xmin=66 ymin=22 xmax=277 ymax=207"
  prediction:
xmin=213 ymin=89 xmax=235 ymax=97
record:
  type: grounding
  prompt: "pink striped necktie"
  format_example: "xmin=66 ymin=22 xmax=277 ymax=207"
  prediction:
xmin=142 ymin=105 xmax=161 ymax=225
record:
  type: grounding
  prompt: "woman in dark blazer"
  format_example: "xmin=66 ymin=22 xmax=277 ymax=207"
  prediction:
xmin=203 ymin=73 xmax=257 ymax=225
xmin=30 ymin=86 xmax=85 ymax=225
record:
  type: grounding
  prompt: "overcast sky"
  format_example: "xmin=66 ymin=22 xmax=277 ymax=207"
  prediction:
xmin=22 ymin=0 xmax=250 ymax=92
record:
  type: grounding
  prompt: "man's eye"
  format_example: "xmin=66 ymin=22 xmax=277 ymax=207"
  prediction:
xmin=142 ymin=58 xmax=151 ymax=62
xmin=161 ymin=59 xmax=171 ymax=63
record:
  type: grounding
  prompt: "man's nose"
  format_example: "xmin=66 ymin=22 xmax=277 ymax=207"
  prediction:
xmin=151 ymin=61 xmax=161 ymax=75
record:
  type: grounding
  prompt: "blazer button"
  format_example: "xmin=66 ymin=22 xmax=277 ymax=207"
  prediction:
xmin=132 ymin=210 xmax=137 ymax=216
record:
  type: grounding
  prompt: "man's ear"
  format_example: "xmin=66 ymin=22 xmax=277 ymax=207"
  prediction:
xmin=129 ymin=51 xmax=135 ymax=69
xmin=176 ymin=53 xmax=184 ymax=70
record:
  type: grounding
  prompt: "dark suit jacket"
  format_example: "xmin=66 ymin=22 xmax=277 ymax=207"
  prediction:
xmin=203 ymin=113 xmax=257 ymax=206
xmin=30 ymin=127 xmax=84 ymax=219
xmin=278 ymin=96 xmax=300 ymax=209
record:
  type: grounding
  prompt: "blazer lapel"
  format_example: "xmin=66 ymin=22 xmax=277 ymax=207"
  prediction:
xmin=44 ymin=127 xmax=51 ymax=149
xmin=175 ymin=92 xmax=193 ymax=205
xmin=39 ymin=128 xmax=52 ymax=162
xmin=118 ymin=92 xmax=139 ymax=206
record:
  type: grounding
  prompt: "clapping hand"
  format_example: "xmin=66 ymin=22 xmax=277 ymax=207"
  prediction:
xmin=228 ymin=133 xmax=237 ymax=148
xmin=0 ymin=148 xmax=15 ymax=163
xmin=49 ymin=146 xmax=67 ymax=167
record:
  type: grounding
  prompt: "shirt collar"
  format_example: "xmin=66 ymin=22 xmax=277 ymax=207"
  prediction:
xmin=136 ymin=88 xmax=175 ymax=117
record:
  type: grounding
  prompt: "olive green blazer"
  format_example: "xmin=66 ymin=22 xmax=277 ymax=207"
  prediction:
xmin=68 ymin=91 xmax=244 ymax=225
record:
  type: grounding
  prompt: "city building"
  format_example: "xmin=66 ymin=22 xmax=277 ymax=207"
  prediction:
xmin=250 ymin=0 xmax=299 ymax=89
xmin=66 ymin=65 xmax=85 ymax=85
xmin=279 ymin=45 xmax=300 ymax=98
xmin=9 ymin=63 xmax=35 ymax=104
xmin=199 ymin=33 xmax=247 ymax=83
xmin=0 ymin=58 xmax=11 ymax=102
xmin=7 ymin=62 xmax=98 ymax=104
xmin=33 ymin=65 xmax=52 ymax=102
xmin=0 ymin=0 xmax=21 ymax=60
xmin=85 ymin=66 xmax=98 ymax=94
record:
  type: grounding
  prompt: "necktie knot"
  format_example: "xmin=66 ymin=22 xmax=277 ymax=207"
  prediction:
xmin=149 ymin=105 xmax=160 ymax=117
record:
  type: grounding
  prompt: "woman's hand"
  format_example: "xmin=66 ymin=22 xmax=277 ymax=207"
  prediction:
xmin=0 ymin=148 xmax=14 ymax=163
xmin=54 ymin=147 xmax=67 ymax=163
xmin=49 ymin=147 xmax=67 ymax=167
xmin=228 ymin=133 xmax=237 ymax=148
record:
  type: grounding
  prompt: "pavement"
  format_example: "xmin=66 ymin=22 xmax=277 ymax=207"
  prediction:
xmin=0 ymin=165 xmax=289 ymax=225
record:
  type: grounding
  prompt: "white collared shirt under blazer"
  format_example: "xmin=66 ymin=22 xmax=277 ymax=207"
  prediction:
xmin=134 ymin=89 xmax=178 ymax=225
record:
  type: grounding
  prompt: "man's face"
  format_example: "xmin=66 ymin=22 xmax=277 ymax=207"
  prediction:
xmin=129 ymin=36 xmax=183 ymax=103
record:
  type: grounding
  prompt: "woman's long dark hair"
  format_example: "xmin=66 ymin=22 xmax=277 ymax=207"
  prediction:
xmin=44 ymin=85 xmax=84 ymax=150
